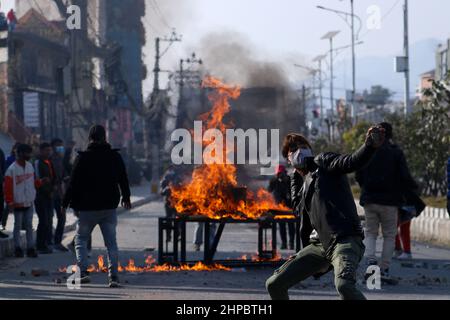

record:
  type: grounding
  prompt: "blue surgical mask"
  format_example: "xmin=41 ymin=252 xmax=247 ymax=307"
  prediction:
xmin=289 ymin=148 xmax=313 ymax=170
xmin=56 ymin=146 xmax=65 ymax=155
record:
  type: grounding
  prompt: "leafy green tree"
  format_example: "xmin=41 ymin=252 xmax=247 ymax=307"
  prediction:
xmin=342 ymin=121 xmax=371 ymax=153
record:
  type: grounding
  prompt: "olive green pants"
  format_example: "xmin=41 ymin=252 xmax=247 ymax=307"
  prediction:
xmin=266 ymin=236 xmax=366 ymax=300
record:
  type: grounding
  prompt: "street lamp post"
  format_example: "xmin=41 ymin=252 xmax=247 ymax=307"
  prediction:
xmin=317 ymin=3 xmax=362 ymax=122
xmin=312 ymin=54 xmax=328 ymax=124
xmin=321 ymin=31 xmax=340 ymax=117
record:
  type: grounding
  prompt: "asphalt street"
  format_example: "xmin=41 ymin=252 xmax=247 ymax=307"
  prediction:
xmin=0 ymin=200 xmax=449 ymax=300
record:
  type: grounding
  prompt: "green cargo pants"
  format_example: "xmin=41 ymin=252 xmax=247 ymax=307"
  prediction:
xmin=266 ymin=236 xmax=367 ymax=300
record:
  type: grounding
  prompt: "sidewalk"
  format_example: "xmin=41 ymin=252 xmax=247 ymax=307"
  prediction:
xmin=0 ymin=181 xmax=158 ymax=259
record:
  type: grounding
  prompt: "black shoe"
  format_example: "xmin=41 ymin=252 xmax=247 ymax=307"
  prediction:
xmin=280 ymin=243 xmax=288 ymax=250
xmin=0 ymin=231 xmax=8 ymax=239
xmin=54 ymin=244 xmax=69 ymax=252
xmin=289 ymin=242 xmax=295 ymax=250
xmin=15 ymin=247 xmax=24 ymax=258
xmin=27 ymin=248 xmax=38 ymax=258
xmin=80 ymin=272 xmax=91 ymax=284
xmin=37 ymin=247 xmax=53 ymax=255
xmin=108 ymin=275 xmax=120 ymax=288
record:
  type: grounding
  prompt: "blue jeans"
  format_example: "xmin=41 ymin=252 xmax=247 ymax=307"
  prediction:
xmin=13 ymin=207 xmax=35 ymax=249
xmin=75 ymin=210 xmax=118 ymax=276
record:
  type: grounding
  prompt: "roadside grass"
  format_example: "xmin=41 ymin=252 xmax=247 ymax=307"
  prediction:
xmin=351 ymin=185 xmax=447 ymax=209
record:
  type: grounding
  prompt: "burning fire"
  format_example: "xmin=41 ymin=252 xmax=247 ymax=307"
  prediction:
xmin=59 ymin=256 xmax=231 ymax=274
xmin=170 ymin=76 xmax=289 ymax=220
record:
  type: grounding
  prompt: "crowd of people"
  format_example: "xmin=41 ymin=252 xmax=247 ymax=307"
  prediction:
xmin=0 ymin=125 xmax=132 ymax=288
xmin=0 ymin=139 xmax=77 ymax=257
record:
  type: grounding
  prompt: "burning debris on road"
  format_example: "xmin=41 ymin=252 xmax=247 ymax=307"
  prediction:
xmin=59 ymin=256 xmax=232 ymax=274
xmin=169 ymin=77 xmax=291 ymax=221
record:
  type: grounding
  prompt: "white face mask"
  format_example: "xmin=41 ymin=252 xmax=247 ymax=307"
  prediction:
xmin=289 ymin=148 xmax=313 ymax=170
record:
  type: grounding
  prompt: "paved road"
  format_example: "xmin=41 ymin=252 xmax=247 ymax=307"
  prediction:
xmin=0 ymin=201 xmax=449 ymax=300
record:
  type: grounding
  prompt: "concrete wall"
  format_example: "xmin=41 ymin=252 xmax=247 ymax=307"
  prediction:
xmin=411 ymin=207 xmax=450 ymax=246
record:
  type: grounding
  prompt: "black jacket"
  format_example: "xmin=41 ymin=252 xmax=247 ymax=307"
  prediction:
xmin=63 ymin=143 xmax=131 ymax=211
xmin=291 ymin=143 xmax=377 ymax=254
xmin=356 ymin=142 xmax=417 ymax=207
xmin=35 ymin=158 xmax=55 ymax=199
xmin=268 ymin=174 xmax=292 ymax=207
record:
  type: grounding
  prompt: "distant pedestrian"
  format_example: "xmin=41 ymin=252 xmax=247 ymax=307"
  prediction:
xmin=160 ymin=166 xmax=180 ymax=242
xmin=7 ymin=9 xmax=17 ymax=32
xmin=268 ymin=165 xmax=295 ymax=250
xmin=3 ymin=143 xmax=21 ymax=229
xmin=356 ymin=122 xmax=418 ymax=280
xmin=5 ymin=143 xmax=20 ymax=171
xmin=447 ymin=156 xmax=450 ymax=217
xmin=0 ymin=145 xmax=7 ymax=238
xmin=394 ymin=190 xmax=425 ymax=260
xmin=34 ymin=143 xmax=55 ymax=255
xmin=3 ymin=144 xmax=39 ymax=258
xmin=62 ymin=125 xmax=131 ymax=288
xmin=51 ymin=138 xmax=69 ymax=252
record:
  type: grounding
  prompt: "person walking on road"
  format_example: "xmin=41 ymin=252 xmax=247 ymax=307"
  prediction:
xmin=3 ymin=144 xmax=40 ymax=258
xmin=34 ymin=143 xmax=56 ymax=254
xmin=447 ymin=156 xmax=450 ymax=217
xmin=0 ymin=146 xmax=8 ymax=238
xmin=356 ymin=123 xmax=418 ymax=279
xmin=50 ymin=139 xmax=69 ymax=252
xmin=268 ymin=165 xmax=296 ymax=250
xmin=266 ymin=127 xmax=385 ymax=301
xmin=62 ymin=125 xmax=131 ymax=288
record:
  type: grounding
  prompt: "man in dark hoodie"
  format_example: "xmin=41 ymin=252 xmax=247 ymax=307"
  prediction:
xmin=266 ymin=127 xmax=385 ymax=300
xmin=62 ymin=125 xmax=131 ymax=288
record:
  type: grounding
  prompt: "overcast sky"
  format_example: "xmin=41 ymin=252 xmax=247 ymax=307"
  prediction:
xmin=4 ymin=0 xmax=450 ymax=96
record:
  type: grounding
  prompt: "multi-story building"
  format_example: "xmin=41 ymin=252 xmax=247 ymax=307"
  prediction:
xmin=0 ymin=9 xmax=70 ymax=144
xmin=436 ymin=39 xmax=450 ymax=81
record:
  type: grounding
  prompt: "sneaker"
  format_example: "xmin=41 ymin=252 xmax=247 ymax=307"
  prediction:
xmin=27 ymin=248 xmax=38 ymax=258
xmin=80 ymin=272 xmax=91 ymax=284
xmin=193 ymin=244 xmax=201 ymax=252
xmin=393 ymin=249 xmax=403 ymax=259
xmin=397 ymin=252 xmax=412 ymax=260
xmin=15 ymin=247 xmax=24 ymax=258
xmin=54 ymin=244 xmax=69 ymax=252
xmin=108 ymin=275 xmax=120 ymax=288
xmin=38 ymin=247 xmax=53 ymax=255
xmin=0 ymin=231 xmax=8 ymax=239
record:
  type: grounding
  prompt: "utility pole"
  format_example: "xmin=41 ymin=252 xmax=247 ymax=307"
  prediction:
xmin=152 ymin=30 xmax=182 ymax=97
xmin=322 ymin=31 xmax=340 ymax=117
xmin=317 ymin=3 xmax=362 ymax=122
xmin=403 ymin=0 xmax=411 ymax=115
xmin=147 ymin=29 xmax=182 ymax=193
xmin=313 ymin=54 xmax=327 ymax=124
xmin=176 ymin=53 xmax=203 ymax=128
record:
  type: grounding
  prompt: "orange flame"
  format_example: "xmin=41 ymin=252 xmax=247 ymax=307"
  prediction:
xmin=59 ymin=256 xmax=231 ymax=274
xmin=170 ymin=76 xmax=289 ymax=220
